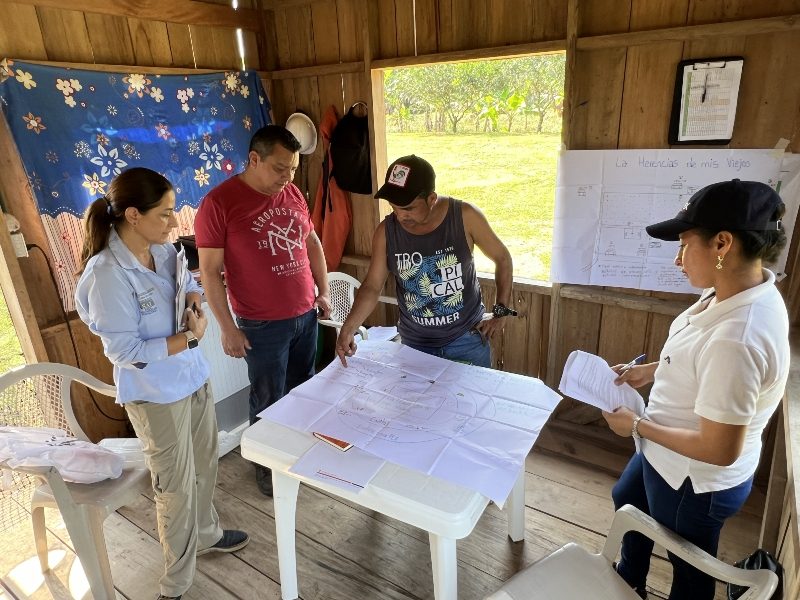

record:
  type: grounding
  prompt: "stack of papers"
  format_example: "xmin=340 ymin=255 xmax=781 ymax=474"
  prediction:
xmin=291 ymin=443 xmax=384 ymax=493
xmin=174 ymin=245 xmax=188 ymax=334
xmin=558 ymin=350 xmax=645 ymax=415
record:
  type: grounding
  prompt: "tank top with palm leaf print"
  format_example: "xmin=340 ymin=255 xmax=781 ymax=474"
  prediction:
xmin=385 ymin=198 xmax=484 ymax=347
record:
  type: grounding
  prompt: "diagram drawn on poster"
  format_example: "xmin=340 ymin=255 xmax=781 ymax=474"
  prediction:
xmin=551 ymin=149 xmax=799 ymax=293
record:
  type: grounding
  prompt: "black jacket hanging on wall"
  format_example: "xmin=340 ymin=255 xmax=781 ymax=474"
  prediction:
xmin=329 ymin=102 xmax=372 ymax=194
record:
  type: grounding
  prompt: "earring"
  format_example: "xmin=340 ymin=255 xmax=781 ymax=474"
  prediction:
xmin=716 ymin=255 xmax=723 ymax=270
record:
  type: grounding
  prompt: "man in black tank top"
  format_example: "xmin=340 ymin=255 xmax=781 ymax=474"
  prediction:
xmin=335 ymin=155 xmax=515 ymax=368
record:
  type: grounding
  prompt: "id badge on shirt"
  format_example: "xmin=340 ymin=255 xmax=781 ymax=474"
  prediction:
xmin=137 ymin=289 xmax=158 ymax=316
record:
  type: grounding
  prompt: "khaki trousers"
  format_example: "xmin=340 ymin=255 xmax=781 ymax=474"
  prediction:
xmin=125 ymin=382 xmax=223 ymax=597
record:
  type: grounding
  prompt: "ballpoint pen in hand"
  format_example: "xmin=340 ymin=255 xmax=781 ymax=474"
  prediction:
xmin=619 ymin=353 xmax=647 ymax=373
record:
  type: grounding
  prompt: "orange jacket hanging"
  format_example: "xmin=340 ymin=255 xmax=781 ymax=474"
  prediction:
xmin=312 ymin=105 xmax=352 ymax=271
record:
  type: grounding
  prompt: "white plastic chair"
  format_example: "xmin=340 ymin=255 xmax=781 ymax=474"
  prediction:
xmin=0 ymin=362 xmax=150 ymax=600
xmin=318 ymin=272 xmax=369 ymax=339
xmin=485 ymin=504 xmax=779 ymax=600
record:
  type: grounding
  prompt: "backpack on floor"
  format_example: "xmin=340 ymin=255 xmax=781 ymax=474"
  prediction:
xmin=727 ymin=548 xmax=782 ymax=600
xmin=330 ymin=102 xmax=372 ymax=194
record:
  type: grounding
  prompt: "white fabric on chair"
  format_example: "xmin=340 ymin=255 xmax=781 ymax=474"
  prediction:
xmin=98 ymin=436 xmax=147 ymax=468
xmin=0 ymin=426 xmax=123 ymax=483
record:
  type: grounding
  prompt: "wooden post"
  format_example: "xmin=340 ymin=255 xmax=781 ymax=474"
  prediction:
xmin=759 ymin=407 xmax=788 ymax=553
xmin=0 ymin=212 xmax=48 ymax=363
xmin=545 ymin=0 xmax=579 ymax=388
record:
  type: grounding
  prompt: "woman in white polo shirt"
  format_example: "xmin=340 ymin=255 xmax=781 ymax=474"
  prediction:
xmin=75 ymin=168 xmax=248 ymax=600
xmin=602 ymin=179 xmax=789 ymax=600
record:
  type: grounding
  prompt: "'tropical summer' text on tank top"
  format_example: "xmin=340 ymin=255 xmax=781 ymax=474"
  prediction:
xmin=385 ymin=198 xmax=484 ymax=347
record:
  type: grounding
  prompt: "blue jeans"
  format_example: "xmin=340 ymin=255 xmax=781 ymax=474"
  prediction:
xmin=405 ymin=328 xmax=491 ymax=367
xmin=237 ymin=308 xmax=318 ymax=424
xmin=612 ymin=453 xmax=752 ymax=600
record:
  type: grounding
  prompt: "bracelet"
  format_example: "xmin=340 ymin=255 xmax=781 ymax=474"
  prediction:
xmin=631 ymin=415 xmax=647 ymax=441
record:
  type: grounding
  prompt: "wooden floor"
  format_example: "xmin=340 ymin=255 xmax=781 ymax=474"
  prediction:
xmin=0 ymin=448 xmax=763 ymax=600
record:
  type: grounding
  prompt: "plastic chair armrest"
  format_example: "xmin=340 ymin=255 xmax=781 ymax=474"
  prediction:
xmin=317 ymin=320 xmax=367 ymax=341
xmin=607 ymin=505 xmax=778 ymax=594
xmin=317 ymin=318 xmax=342 ymax=330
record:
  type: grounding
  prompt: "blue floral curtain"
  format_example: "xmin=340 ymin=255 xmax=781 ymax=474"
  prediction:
xmin=0 ymin=59 xmax=271 ymax=310
xmin=0 ymin=59 xmax=270 ymax=216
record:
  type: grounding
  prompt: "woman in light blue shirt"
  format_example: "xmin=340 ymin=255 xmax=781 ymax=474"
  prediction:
xmin=75 ymin=167 xmax=248 ymax=600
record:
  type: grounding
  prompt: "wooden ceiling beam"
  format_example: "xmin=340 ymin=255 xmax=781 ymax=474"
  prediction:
xmin=265 ymin=61 xmax=363 ymax=80
xmin=9 ymin=0 xmax=261 ymax=31
xmin=372 ymin=40 xmax=565 ymax=70
xmin=577 ymin=14 xmax=800 ymax=50
xmin=261 ymin=0 xmax=331 ymax=9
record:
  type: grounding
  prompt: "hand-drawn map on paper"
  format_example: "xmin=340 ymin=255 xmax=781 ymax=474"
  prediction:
xmin=261 ymin=340 xmax=561 ymax=504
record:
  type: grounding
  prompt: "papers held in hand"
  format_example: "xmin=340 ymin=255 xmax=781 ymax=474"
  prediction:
xmin=175 ymin=245 xmax=188 ymax=334
xmin=313 ymin=432 xmax=353 ymax=452
xmin=558 ymin=350 xmax=645 ymax=416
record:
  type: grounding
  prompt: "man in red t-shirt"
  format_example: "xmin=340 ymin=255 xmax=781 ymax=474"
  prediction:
xmin=195 ymin=125 xmax=331 ymax=496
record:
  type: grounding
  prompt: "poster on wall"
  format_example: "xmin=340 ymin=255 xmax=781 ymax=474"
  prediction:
xmin=550 ymin=149 xmax=799 ymax=294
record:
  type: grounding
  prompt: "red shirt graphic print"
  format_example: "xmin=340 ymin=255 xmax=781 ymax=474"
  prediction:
xmin=195 ymin=176 xmax=316 ymax=320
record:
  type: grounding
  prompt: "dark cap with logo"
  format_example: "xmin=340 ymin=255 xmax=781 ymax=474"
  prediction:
xmin=646 ymin=179 xmax=783 ymax=241
xmin=374 ymin=155 xmax=436 ymax=207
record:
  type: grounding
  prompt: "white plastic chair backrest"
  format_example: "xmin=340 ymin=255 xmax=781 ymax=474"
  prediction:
xmin=0 ymin=362 xmax=117 ymax=442
xmin=0 ymin=363 xmax=115 ymax=531
xmin=328 ymin=272 xmax=361 ymax=324
xmin=604 ymin=505 xmax=779 ymax=600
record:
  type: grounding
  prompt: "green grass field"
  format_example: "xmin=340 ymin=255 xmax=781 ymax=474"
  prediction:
xmin=0 ymin=292 xmax=24 ymax=374
xmin=386 ymin=132 xmax=559 ymax=282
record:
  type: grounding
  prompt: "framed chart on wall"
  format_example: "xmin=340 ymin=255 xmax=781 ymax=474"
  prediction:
xmin=668 ymin=57 xmax=744 ymax=145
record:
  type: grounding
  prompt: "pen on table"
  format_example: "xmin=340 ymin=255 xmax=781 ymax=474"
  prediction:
xmin=619 ymin=353 xmax=647 ymax=373
xmin=316 ymin=470 xmax=364 ymax=488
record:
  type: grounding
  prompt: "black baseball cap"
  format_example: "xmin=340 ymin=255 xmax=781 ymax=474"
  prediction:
xmin=646 ymin=179 xmax=783 ymax=241
xmin=374 ymin=155 xmax=435 ymax=207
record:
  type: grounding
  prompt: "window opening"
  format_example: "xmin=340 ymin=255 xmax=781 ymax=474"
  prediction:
xmin=382 ymin=53 xmax=565 ymax=282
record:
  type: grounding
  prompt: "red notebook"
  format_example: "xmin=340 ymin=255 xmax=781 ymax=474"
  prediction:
xmin=313 ymin=432 xmax=353 ymax=452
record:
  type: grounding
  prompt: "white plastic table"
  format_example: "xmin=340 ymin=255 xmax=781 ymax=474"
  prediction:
xmin=241 ymin=418 xmax=526 ymax=600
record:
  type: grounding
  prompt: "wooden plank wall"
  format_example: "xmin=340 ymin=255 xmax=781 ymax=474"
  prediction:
xmin=550 ymin=0 xmax=800 ymax=462
xmin=760 ymin=336 xmax=800 ymax=598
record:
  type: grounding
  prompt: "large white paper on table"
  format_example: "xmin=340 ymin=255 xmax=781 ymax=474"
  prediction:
xmin=261 ymin=340 xmax=562 ymax=505
xmin=558 ymin=350 xmax=645 ymax=415
xmin=364 ymin=326 xmax=399 ymax=342
xmin=290 ymin=441 xmax=385 ymax=493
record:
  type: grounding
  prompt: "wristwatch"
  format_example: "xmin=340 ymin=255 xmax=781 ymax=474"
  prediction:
xmin=184 ymin=330 xmax=199 ymax=349
xmin=492 ymin=303 xmax=518 ymax=318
